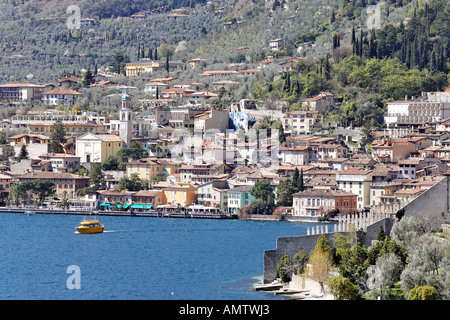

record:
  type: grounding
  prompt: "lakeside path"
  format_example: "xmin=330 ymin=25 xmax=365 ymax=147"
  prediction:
xmin=0 ymin=207 xmax=238 ymax=220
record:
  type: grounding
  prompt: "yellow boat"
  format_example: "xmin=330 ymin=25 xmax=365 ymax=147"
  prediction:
xmin=76 ymin=218 xmax=104 ymax=234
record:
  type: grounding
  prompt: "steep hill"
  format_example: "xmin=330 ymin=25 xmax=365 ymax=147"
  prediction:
xmin=0 ymin=0 xmax=447 ymax=89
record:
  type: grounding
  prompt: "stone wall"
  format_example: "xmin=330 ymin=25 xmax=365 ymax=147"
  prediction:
xmin=402 ymin=176 xmax=449 ymax=229
xmin=262 ymin=217 xmax=394 ymax=283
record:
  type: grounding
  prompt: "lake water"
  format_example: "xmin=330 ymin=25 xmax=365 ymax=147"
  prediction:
xmin=0 ymin=212 xmax=322 ymax=300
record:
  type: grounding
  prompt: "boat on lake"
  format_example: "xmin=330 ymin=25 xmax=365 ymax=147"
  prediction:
xmin=76 ymin=218 xmax=104 ymax=234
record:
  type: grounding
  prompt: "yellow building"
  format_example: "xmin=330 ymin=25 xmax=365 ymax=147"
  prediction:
xmin=28 ymin=122 xmax=107 ymax=137
xmin=75 ymin=133 xmax=124 ymax=163
xmin=125 ymin=59 xmax=184 ymax=77
xmin=126 ymin=158 xmax=179 ymax=181
xmin=162 ymin=183 xmax=198 ymax=206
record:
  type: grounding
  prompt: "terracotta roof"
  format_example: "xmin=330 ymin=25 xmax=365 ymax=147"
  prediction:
xmin=292 ymin=189 xmax=356 ymax=197
xmin=95 ymin=134 xmax=124 ymax=142
xmin=0 ymin=83 xmax=46 ymax=88
xmin=41 ymin=89 xmax=82 ymax=95
xmin=339 ymin=168 xmax=372 ymax=175
xmin=39 ymin=153 xmax=80 ymax=158
xmin=8 ymin=133 xmax=49 ymax=140
xmin=132 ymin=190 xmax=162 ymax=197
xmin=18 ymin=171 xmax=89 ymax=180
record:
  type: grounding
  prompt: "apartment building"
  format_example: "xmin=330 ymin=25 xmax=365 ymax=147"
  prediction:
xmin=336 ymin=168 xmax=373 ymax=211
xmin=283 ymin=111 xmax=322 ymax=135
xmin=292 ymin=189 xmax=358 ymax=218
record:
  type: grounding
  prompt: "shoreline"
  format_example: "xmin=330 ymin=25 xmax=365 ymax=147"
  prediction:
xmin=0 ymin=207 xmax=338 ymax=223
xmin=0 ymin=207 xmax=238 ymax=220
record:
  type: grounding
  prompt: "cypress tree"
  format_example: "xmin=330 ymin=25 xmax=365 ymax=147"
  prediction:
xmin=284 ymin=72 xmax=291 ymax=93
xmin=359 ymin=29 xmax=363 ymax=57
xmin=293 ymin=168 xmax=299 ymax=191
xmin=429 ymin=49 xmax=436 ymax=74
xmin=405 ymin=41 xmax=411 ymax=68
xmin=299 ymin=168 xmax=304 ymax=192
xmin=166 ymin=54 xmax=170 ymax=74
xmin=351 ymin=26 xmax=356 ymax=46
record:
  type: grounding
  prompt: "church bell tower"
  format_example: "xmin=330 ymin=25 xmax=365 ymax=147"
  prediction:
xmin=119 ymin=92 xmax=133 ymax=147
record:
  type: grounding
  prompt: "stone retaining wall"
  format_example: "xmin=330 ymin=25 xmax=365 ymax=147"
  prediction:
xmin=262 ymin=217 xmax=394 ymax=283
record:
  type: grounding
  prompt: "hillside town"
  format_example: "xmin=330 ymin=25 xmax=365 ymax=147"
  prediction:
xmin=1 ymin=60 xmax=450 ymax=222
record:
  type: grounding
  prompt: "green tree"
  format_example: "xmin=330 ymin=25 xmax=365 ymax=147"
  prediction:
xmin=111 ymin=51 xmax=130 ymax=75
xmin=360 ymin=119 xmax=374 ymax=150
xmin=315 ymin=235 xmax=332 ymax=255
xmin=117 ymin=141 xmax=148 ymax=161
xmin=18 ymin=144 xmax=29 ymax=161
xmin=33 ymin=180 xmax=56 ymax=205
xmin=367 ymin=236 xmax=408 ymax=266
xmin=49 ymin=119 xmax=66 ymax=153
xmin=166 ymin=54 xmax=170 ymax=74
xmin=1 ymin=145 xmax=15 ymax=163
xmin=59 ymin=191 xmax=71 ymax=209
xmin=376 ymin=225 xmax=387 ymax=241
xmin=82 ymin=66 xmax=93 ymax=87
xmin=293 ymin=248 xmax=308 ymax=275
xmin=276 ymin=179 xmax=296 ymax=206
xmin=118 ymin=173 xmax=148 ymax=191
xmin=338 ymin=245 xmax=370 ymax=286
xmin=89 ymin=163 xmax=104 ymax=190
xmin=250 ymin=180 xmax=273 ymax=204
xmin=249 ymin=198 xmax=269 ymax=214
xmin=276 ymin=251 xmax=292 ymax=283
xmin=407 ymin=286 xmax=440 ymax=300
xmin=101 ymin=155 xmax=122 ymax=171
xmin=328 ymin=276 xmax=360 ymax=300
xmin=9 ymin=180 xmax=55 ymax=206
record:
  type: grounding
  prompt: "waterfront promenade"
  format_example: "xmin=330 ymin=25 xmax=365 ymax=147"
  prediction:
xmin=0 ymin=207 xmax=238 ymax=220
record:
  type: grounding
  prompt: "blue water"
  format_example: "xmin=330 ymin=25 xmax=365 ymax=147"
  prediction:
xmin=0 ymin=212 xmax=321 ymax=300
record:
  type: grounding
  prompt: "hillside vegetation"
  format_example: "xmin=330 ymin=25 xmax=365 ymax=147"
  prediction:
xmin=0 ymin=0 xmax=447 ymax=121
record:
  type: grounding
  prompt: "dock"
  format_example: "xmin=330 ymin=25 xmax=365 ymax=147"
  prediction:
xmin=0 ymin=207 xmax=238 ymax=220
xmin=252 ymin=283 xmax=284 ymax=291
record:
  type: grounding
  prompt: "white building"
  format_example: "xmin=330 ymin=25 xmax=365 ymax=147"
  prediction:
xmin=0 ymin=83 xmax=47 ymax=102
xmin=385 ymin=94 xmax=450 ymax=126
xmin=75 ymin=133 xmax=124 ymax=163
xmin=336 ymin=168 xmax=373 ymax=210
xmin=40 ymin=89 xmax=82 ymax=106
xmin=278 ymin=146 xmax=310 ymax=165
xmin=283 ymin=111 xmax=322 ymax=135
xmin=144 ymin=82 xmax=167 ymax=97
xmin=38 ymin=153 xmax=81 ymax=172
